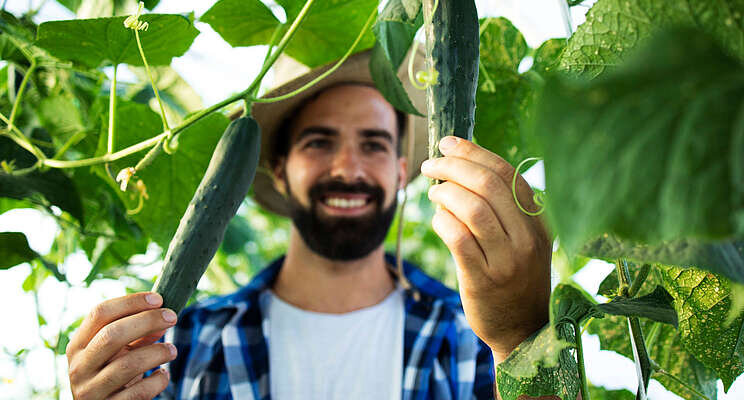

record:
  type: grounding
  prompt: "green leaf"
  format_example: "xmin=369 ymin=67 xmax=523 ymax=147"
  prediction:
xmin=473 ymin=17 xmax=542 ymax=166
xmin=583 ymin=235 xmax=744 ymax=284
xmin=531 ymin=38 xmax=566 ymax=75
xmin=561 ymin=0 xmax=744 ymax=77
xmin=587 ymin=315 xmax=719 ymax=400
xmin=58 ymin=0 xmax=160 ymax=18
xmin=0 ymin=232 xmax=37 ymax=269
xmin=200 ymin=0 xmax=280 ymax=48
xmin=36 ymin=14 xmax=199 ymax=69
xmin=496 ymin=324 xmax=579 ymax=400
xmin=587 ymin=384 xmax=634 ymax=400
xmin=220 ymin=215 xmax=254 ymax=255
xmin=552 ymin=246 xmax=589 ymax=283
xmin=595 ymin=286 xmax=678 ymax=327
xmin=659 ymin=265 xmax=744 ymax=391
xmin=127 ymin=65 xmax=204 ymax=121
xmin=204 ymin=0 xmax=378 ymax=68
xmin=96 ymin=101 xmax=229 ymax=248
xmin=373 ymin=0 xmax=422 ymax=69
xmin=538 ymin=27 xmax=744 ymax=255
xmin=369 ymin=43 xmax=423 ymax=116
xmin=0 ymin=136 xmax=85 ymax=223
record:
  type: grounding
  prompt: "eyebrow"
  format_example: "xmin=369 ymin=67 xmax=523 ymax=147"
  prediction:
xmin=294 ymin=126 xmax=394 ymax=144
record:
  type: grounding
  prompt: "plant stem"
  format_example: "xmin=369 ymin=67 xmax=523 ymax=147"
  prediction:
xmin=557 ymin=0 xmax=573 ymax=37
xmin=108 ymin=64 xmax=118 ymax=154
xmin=573 ymin=321 xmax=590 ymax=400
xmin=250 ymin=5 xmax=377 ymax=104
xmin=580 ymin=316 xmax=594 ymax=336
xmin=628 ymin=316 xmax=652 ymax=399
xmin=8 ymin=59 xmax=35 ymax=131
xmin=52 ymin=130 xmax=87 ymax=160
xmin=43 ymin=133 xmax=166 ymax=168
xmin=628 ymin=264 xmax=651 ymax=297
xmin=653 ymin=368 xmax=711 ymax=400
xmin=0 ymin=112 xmax=46 ymax=162
xmin=615 ymin=259 xmax=631 ymax=296
xmin=134 ymin=28 xmax=170 ymax=131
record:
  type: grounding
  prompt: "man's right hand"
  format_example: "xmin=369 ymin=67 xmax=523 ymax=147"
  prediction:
xmin=66 ymin=292 xmax=179 ymax=400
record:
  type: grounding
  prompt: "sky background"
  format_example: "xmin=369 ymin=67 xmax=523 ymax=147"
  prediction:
xmin=1 ymin=0 xmax=742 ymax=399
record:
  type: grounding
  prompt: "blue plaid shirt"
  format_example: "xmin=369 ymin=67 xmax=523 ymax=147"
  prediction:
xmin=159 ymin=254 xmax=495 ymax=399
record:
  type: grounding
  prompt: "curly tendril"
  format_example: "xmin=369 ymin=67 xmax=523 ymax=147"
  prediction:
xmin=407 ymin=0 xmax=440 ymax=90
xmin=124 ymin=2 xmax=149 ymax=31
xmin=512 ymin=157 xmax=546 ymax=216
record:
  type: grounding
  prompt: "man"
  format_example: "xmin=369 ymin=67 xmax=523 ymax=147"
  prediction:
xmin=65 ymin=49 xmax=552 ymax=399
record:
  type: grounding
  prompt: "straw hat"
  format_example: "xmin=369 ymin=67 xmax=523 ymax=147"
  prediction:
xmin=250 ymin=47 xmax=429 ymax=216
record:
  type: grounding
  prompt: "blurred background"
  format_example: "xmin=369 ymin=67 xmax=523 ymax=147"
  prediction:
xmin=0 ymin=0 xmax=741 ymax=399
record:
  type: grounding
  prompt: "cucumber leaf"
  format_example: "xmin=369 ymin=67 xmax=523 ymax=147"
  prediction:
xmin=659 ymin=265 xmax=744 ymax=391
xmin=203 ymin=0 xmax=377 ymax=68
xmin=583 ymin=234 xmax=744 ymax=284
xmin=561 ymin=0 xmax=744 ymax=77
xmin=0 ymin=232 xmax=37 ymax=269
xmin=36 ymin=14 xmax=199 ymax=68
xmin=588 ymin=384 xmax=634 ymax=400
xmin=537 ymin=27 xmax=744 ymax=258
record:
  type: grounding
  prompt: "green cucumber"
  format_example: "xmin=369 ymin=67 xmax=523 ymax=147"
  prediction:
xmin=153 ymin=116 xmax=261 ymax=314
xmin=422 ymin=0 xmax=479 ymax=159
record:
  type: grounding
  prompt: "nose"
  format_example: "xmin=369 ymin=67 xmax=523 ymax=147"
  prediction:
xmin=328 ymin=141 xmax=365 ymax=182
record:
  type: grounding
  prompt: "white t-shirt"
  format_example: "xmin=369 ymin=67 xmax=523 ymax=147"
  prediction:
xmin=262 ymin=287 xmax=405 ymax=400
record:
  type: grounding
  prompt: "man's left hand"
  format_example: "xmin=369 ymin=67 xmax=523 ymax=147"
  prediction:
xmin=420 ymin=136 xmax=552 ymax=363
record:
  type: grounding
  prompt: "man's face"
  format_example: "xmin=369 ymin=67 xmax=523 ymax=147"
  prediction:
xmin=274 ymin=84 xmax=407 ymax=260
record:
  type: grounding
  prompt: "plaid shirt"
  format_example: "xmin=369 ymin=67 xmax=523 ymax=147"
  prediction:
xmin=159 ymin=254 xmax=495 ymax=400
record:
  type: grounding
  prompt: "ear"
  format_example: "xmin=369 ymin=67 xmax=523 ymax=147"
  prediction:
xmin=272 ymin=157 xmax=288 ymax=196
xmin=397 ymin=156 xmax=408 ymax=190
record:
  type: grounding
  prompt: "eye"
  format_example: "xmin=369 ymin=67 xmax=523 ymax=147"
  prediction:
xmin=305 ymin=138 xmax=331 ymax=149
xmin=362 ymin=141 xmax=388 ymax=153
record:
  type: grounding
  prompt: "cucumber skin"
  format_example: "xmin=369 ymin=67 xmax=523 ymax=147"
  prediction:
xmin=423 ymin=0 xmax=479 ymax=159
xmin=153 ymin=117 xmax=261 ymax=314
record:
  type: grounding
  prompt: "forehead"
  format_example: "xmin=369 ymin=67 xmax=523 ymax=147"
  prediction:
xmin=288 ymin=84 xmax=398 ymax=141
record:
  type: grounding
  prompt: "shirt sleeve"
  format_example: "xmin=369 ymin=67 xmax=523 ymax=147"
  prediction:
xmin=473 ymin=339 xmax=495 ymax=400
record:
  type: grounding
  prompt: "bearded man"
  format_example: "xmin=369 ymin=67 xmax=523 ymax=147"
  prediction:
xmin=65 ymin=49 xmax=552 ymax=400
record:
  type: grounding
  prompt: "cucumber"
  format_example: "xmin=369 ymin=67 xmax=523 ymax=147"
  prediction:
xmin=422 ymin=0 xmax=479 ymax=159
xmin=153 ymin=116 xmax=261 ymax=314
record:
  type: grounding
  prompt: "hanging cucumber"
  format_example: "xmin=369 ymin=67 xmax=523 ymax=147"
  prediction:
xmin=422 ymin=0 xmax=480 ymax=159
xmin=152 ymin=116 xmax=261 ymax=314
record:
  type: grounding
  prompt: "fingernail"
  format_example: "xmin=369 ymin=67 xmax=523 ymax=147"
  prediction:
xmin=145 ymin=293 xmax=162 ymax=306
xmin=166 ymin=343 xmax=177 ymax=357
xmin=439 ymin=136 xmax=457 ymax=152
xmin=162 ymin=309 xmax=177 ymax=323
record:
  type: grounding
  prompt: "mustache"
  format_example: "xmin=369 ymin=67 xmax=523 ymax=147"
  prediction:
xmin=308 ymin=179 xmax=384 ymax=204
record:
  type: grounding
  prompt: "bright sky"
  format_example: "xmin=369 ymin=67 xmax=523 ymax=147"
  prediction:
xmin=1 ymin=0 xmax=742 ymax=399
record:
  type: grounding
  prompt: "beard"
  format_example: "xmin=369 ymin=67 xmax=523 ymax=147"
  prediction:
xmin=284 ymin=176 xmax=398 ymax=261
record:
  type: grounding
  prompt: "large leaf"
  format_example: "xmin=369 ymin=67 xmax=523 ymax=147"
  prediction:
xmin=659 ymin=265 xmax=744 ymax=391
xmin=199 ymin=0 xmax=280 ymax=48
xmin=0 ymin=231 xmax=37 ymax=269
xmin=368 ymin=0 xmax=423 ymax=117
xmin=369 ymin=43 xmax=422 ymax=116
xmin=36 ymin=14 xmax=199 ymax=69
xmin=473 ymin=19 xmax=562 ymax=166
xmin=561 ymin=0 xmax=744 ymax=77
xmin=583 ymin=234 xmax=744 ymax=284
xmin=95 ymin=101 xmax=229 ymax=248
xmin=587 ymin=385 xmax=634 ymax=400
xmin=58 ymin=0 xmax=161 ymax=18
xmin=0 ymin=136 xmax=85 ymax=223
xmin=203 ymin=0 xmax=378 ymax=68
xmin=538 ymin=27 xmax=744 ymax=256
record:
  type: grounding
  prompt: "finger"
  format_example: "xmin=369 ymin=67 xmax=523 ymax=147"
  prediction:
xmin=127 ymin=329 xmax=168 ymax=350
xmin=422 ymin=156 xmax=536 ymax=243
xmin=78 ymin=308 xmax=177 ymax=375
xmin=428 ymin=181 xmax=510 ymax=268
xmin=432 ymin=136 xmax=538 ymax=212
xmin=92 ymin=342 xmax=177 ymax=396
xmin=430 ymin=205 xmax=490 ymax=284
xmin=68 ymin=292 xmax=163 ymax=354
xmin=109 ymin=368 xmax=170 ymax=400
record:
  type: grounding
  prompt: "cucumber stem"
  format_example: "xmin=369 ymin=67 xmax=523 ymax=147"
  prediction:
xmin=134 ymin=28 xmax=170 ymax=131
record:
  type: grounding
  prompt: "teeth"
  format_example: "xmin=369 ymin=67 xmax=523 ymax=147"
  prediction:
xmin=325 ymin=197 xmax=367 ymax=208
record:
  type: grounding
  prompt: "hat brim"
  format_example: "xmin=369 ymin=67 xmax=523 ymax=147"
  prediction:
xmin=250 ymin=47 xmax=429 ymax=217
